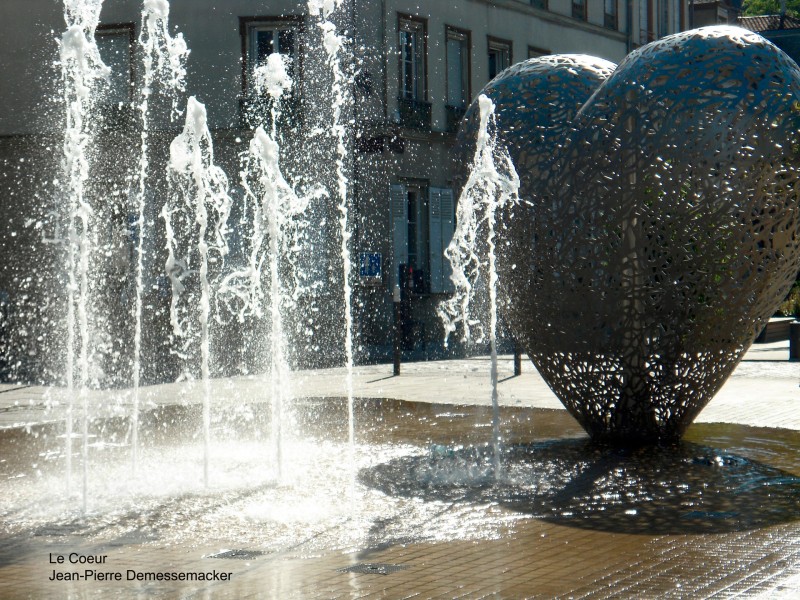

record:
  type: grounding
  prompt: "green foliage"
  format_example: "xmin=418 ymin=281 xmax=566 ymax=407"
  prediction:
xmin=777 ymin=281 xmax=800 ymax=317
xmin=743 ymin=0 xmax=800 ymax=17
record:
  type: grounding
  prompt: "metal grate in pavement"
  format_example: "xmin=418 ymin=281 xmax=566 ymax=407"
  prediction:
xmin=207 ymin=549 xmax=266 ymax=560
xmin=338 ymin=563 xmax=408 ymax=575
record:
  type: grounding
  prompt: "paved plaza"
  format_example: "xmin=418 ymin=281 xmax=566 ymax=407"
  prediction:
xmin=0 ymin=340 xmax=798 ymax=598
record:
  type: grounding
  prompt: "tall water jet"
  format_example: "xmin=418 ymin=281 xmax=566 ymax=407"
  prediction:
xmin=229 ymin=52 xmax=318 ymax=478
xmin=132 ymin=0 xmax=188 ymax=474
xmin=164 ymin=97 xmax=231 ymax=486
xmin=59 ymin=0 xmax=109 ymax=512
xmin=438 ymin=95 xmax=520 ymax=475
xmin=309 ymin=0 xmax=356 ymax=450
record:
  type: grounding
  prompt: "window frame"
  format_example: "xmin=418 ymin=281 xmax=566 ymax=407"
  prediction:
xmin=445 ymin=25 xmax=471 ymax=110
xmin=639 ymin=0 xmax=654 ymax=44
xmin=239 ymin=16 xmax=303 ymax=98
xmin=397 ymin=14 xmax=428 ymax=103
xmin=530 ymin=0 xmax=549 ymax=10
xmin=659 ymin=0 xmax=669 ymax=38
xmin=405 ymin=183 xmax=428 ymax=277
xmin=487 ymin=36 xmax=512 ymax=81
xmin=527 ymin=45 xmax=550 ymax=59
xmin=604 ymin=0 xmax=618 ymax=30
xmin=572 ymin=0 xmax=587 ymax=21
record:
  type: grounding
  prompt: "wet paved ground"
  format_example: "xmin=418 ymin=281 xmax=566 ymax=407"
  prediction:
xmin=0 ymin=341 xmax=798 ymax=598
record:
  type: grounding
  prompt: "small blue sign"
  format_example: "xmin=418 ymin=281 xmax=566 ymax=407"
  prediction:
xmin=359 ymin=252 xmax=382 ymax=279
xmin=126 ymin=213 xmax=139 ymax=245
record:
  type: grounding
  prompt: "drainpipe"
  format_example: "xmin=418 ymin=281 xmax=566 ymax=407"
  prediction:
xmin=381 ymin=0 xmax=388 ymax=123
xmin=351 ymin=0 xmax=359 ymax=244
xmin=626 ymin=0 xmax=634 ymax=53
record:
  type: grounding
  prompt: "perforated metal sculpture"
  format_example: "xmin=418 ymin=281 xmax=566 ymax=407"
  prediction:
xmin=454 ymin=27 xmax=800 ymax=444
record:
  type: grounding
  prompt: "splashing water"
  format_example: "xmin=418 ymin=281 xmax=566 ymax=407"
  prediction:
xmin=59 ymin=0 xmax=109 ymax=513
xmin=140 ymin=0 xmax=188 ymax=120
xmin=132 ymin=0 xmax=189 ymax=475
xmin=253 ymin=52 xmax=293 ymax=104
xmin=164 ymin=97 xmax=232 ymax=486
xmin=438 ymin=95 xmax=521 ymax=476
xmin=52 ymin=0 xmax=391 ymax=509
xmin=308 ymin=0 xmax=356 ymax=455
xmin=220 ymin=51 xmax=322 ymax=479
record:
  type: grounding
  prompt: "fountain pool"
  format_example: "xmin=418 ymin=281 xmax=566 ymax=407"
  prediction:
xmin=0 ymin=368 xmax=798 ymax=596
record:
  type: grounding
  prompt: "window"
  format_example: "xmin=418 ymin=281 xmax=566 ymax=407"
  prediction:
xmin=397 ymin=16 xmax=430 ymax=129
xmin=659 ymin=0 xmax=669 ymax=37
xmin=528 ymin=45 xmax=549 ymax=59
xmin=96 ymin=24 xmax=134 ymax=104
xmin=390 ymin=182 xmax=413 ymax=288
xmin=640 ymin=0 xmax=653 ymax=44
xmin=530 ymin=0 xmax=548 ymax=10
xmin=487 ymin=37 xmax=511 ymax=81
xmin=241 ymin=17 xmax=299 ymax=96
xmin=445 ymin=27 xmax=470 ymax=133
xmin=403 ymin=184 xmax=428 ymax=280
xmin=427 ymin=187 xmax=456 ymax=294
xmin=407 ymin=187 xmax=422 ymax=273
xmin=41 ymin=209 xmax=64 ymax=245
xmin=240 ymin=17 xmax=300 ymax=128
xmin=398 ymin=16 xmax=426 ymax=101
xmin=446 ymin=27 xmax=470 ymax=109
xmin=604 ymin=0 xmax=618 ymax=30
xmin=572 ymin=0 xmax=587 ymax=21
xmin=390 ymin=183 xmax=455 ymax=293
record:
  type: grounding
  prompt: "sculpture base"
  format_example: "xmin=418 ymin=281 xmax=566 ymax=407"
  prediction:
xmin=528 ymin=350 xmax=738 ymax=446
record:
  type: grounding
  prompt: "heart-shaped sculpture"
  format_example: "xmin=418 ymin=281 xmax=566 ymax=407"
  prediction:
xmin=454 ymin=27 xmax=800 ymax=444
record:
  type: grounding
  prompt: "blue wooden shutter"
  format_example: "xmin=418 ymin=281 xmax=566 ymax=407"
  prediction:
xmin=440 ymin=188 xmax=455 ymax=292
xmin=390 ymin=183 xmax=408 ymax=288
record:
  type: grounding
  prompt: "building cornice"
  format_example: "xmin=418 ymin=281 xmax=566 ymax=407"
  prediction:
xmin=476 ymin=0 xmax=628 ymax=43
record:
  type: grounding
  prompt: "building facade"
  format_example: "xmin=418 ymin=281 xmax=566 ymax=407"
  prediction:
xmin=0 ymin=0 xmax=689 ymax=383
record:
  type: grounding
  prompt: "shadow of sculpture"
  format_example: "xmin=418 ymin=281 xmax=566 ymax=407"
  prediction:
xmin=361 ymin=434 xmax=800 ymax=535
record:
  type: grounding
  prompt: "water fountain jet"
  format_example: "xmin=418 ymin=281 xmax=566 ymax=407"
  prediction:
xmin=132 ymin=0 xmax=188 ymax=474
xmin=59 ymin=0 xmax=110 ymax=512
xmin=439 ymin=94 xmax=521 ymax=475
